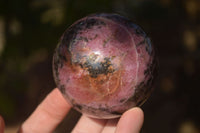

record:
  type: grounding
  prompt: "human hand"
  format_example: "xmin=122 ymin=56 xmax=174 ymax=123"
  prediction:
xmin=0 ymin=88 xmax=144 ymax=133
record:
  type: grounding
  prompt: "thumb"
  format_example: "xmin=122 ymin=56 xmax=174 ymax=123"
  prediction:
xmin=115 ymin=107 xmax=144 ymax=133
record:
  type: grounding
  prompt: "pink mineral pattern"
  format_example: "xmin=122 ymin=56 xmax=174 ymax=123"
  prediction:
xmin=53 ymin=13 xmax=157 ymax=119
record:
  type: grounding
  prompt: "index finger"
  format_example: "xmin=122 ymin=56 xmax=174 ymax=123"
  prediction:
xmin=18 ymin=88 xmax=71 ymax=133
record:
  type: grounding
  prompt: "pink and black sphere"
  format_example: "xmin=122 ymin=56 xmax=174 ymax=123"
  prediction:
xmin=53 ymin=13 xmax=157 ymax=119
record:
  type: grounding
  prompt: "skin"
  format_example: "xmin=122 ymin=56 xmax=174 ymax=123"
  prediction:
xmin=0 ymin=88 xmax=144 ymax=133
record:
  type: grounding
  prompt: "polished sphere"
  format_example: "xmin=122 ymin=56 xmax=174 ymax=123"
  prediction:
xmin=53 ymin=13 xmax=157 ymax=119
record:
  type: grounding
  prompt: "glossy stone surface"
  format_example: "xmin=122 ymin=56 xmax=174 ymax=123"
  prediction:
xmin=53 ymin=13 xmax=157 ymax=119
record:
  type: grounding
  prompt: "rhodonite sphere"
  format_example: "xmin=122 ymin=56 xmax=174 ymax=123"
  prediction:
xmin=53 ymin=13 xmax=157 ymax=119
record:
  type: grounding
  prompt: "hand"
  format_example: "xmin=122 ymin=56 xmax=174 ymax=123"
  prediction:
xmin=0 ymin=88 xmax=144 ymax=133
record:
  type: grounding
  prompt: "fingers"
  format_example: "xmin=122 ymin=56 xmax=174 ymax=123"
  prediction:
xmin=72 ymin=107 xmax=144 ymax=133
xmin=0 ymin=115 xmax=5 ymax=133
xmin=115 ymin=107 xmax=144 ymax=133
xmin=19 ymin=88 xmax=71 ymax=133
xmin=72 ymin=115 xmax=107 ymax=133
